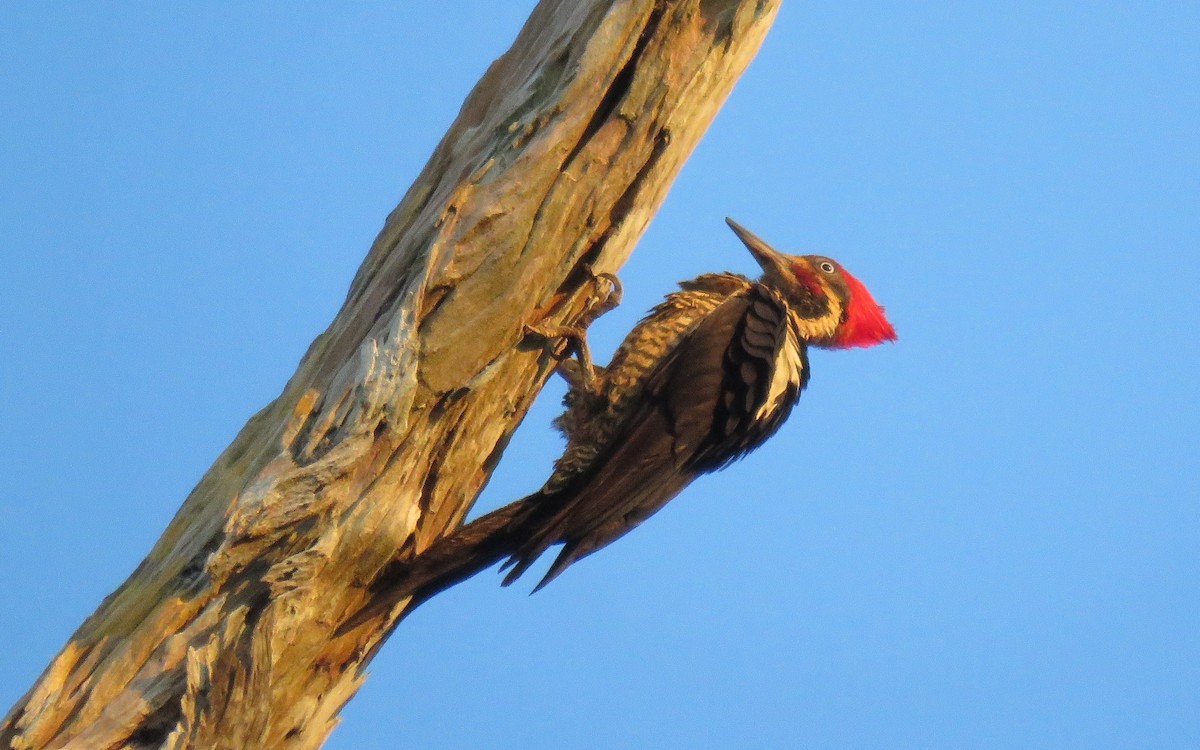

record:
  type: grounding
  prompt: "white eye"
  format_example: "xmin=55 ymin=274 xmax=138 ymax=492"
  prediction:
xmin=818 ymin=261 xmax=836 ymax=274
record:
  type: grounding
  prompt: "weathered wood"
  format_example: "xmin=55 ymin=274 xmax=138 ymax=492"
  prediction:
xmin=1 ymin=1 xmax=781 ymax=748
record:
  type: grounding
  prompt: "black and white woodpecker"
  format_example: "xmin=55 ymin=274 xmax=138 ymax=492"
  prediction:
xmin=347 ymin=218 xmax=896 ymax=627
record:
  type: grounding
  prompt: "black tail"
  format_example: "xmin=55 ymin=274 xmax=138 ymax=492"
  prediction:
xmin=338 ymin=500 xmax=530 ymax=634
xmin=404 ymin=502 xmax=527 ymax=606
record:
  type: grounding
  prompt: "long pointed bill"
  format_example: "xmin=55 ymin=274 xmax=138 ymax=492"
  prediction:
xmin=725 ymin=217 xmax=793 ymax=279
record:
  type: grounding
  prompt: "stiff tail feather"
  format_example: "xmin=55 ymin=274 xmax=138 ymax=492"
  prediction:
xmin=337 ymin=500 xmax=530 ymax=634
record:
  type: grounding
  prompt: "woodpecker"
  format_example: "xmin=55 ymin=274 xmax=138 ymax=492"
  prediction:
xmin=349 ymin=218 xmax=895 ymax=627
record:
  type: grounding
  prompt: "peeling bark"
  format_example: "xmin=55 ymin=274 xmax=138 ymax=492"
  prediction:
xmin=2 ymin=1 xmax=781 ymax=748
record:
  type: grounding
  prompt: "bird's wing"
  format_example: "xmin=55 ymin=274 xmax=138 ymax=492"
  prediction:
xmin=660 ymin=284 xmax=805 ymax=472
xmin=504 ymin=286 xmax=805 ymax=589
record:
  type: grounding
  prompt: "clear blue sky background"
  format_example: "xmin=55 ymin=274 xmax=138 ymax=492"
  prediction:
xmin=2 ymin=3 xmax=1197 ymax=748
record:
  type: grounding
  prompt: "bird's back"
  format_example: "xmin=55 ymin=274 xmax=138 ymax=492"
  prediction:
xmin=544 ymin=272 xmax=754 ymax=493
xmin=505 ymin=272 xmax=809 ymax=588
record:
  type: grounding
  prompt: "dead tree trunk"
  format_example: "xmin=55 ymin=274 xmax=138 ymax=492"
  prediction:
xmin=2 ymin=1 xmax=781 ymax=748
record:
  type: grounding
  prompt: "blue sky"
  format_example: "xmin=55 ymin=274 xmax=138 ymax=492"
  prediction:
xmin=2 ymin=3 xmax=1197 ymax=748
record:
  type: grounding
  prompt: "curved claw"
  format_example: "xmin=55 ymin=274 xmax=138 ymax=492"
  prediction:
xmin=524 ymin=323 xmax=599 ymax=395
xmin=523 ymin=268 xmax=621 ymax=397
xmin=582 ymin=267 xmax=623 ymax=319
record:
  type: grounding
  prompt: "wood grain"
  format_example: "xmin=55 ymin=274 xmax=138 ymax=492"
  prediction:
xmin=2 ymin=2 xmax=781 ymax=747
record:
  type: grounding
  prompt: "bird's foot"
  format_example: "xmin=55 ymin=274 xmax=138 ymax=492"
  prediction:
xmin=523 ymin=267 xmax=620 ymax=396
xmin=579 ymin=268 xmax=622 ymax=327
xmin=523 ymin=322 xmax=601 ymax=394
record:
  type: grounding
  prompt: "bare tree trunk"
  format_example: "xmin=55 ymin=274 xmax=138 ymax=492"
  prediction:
xmin=2 ymin=1 xmax=780 ymax=748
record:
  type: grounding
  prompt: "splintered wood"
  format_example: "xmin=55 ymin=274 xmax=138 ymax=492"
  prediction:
xmin=2 ymin=1 xmax=780 ymax=748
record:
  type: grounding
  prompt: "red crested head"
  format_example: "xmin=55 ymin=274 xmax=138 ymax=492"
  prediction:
xmin=829 ymin=264 xmax=897 ymax=348
xmin=725 ymin=218 xmax=897 ymax=349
